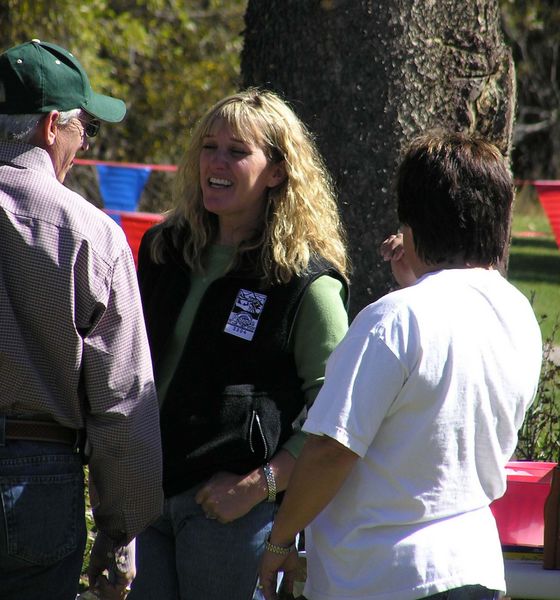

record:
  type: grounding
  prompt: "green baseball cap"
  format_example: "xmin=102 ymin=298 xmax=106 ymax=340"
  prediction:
xmin=0 ymin=39 xmax=126 ymax=122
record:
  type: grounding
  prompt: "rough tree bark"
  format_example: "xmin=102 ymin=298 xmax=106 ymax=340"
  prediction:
xmin=241 ymin=0 xmax=515 ymax=316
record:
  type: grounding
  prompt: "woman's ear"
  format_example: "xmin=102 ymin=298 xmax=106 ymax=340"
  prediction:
xmin=267 ymin=161 xmax=287 ymax=188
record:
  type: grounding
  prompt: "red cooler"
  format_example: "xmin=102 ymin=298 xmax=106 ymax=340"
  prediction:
xmin=490 ymin=461 xmax=557 ymax=549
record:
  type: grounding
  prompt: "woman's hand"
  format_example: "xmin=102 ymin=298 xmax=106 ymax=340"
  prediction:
xmin=195 ymin=470 xmax=267 ymax=523
xmin=379 ymin=232 xmax=417 ymax=288
xmin=195 ymin=451 xmax=296 ymax=523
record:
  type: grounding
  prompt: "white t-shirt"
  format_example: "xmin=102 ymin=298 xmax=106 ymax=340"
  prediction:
xmin=303 ymin=268 xmax=542 ymax=600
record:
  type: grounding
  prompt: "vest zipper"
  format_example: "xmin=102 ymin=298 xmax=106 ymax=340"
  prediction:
xmin=249 ymin=410 xmax=269 ymax=460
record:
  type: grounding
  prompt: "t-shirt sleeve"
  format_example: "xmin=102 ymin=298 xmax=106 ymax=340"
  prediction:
xmin=303 ymin=328 xmax=406 ymax=458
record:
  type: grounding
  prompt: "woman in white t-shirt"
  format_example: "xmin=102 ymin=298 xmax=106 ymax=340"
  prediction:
xmin=259 ymin=132 xmax=542 ymax=600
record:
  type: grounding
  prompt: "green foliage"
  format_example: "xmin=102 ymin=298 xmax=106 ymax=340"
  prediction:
xmin=80 ymin=472 xmax=95 ymax=591
xmin=500 ymin=0 xmax=560 ymax=178
xmin=515 ymin=317 xmax=560 ymax=462
xmin=0 ymin=0 xmax=246 ymax=166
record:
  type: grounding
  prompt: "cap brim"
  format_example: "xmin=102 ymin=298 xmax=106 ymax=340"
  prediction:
xmin=84 ymin=91 xmax=126 ymax=123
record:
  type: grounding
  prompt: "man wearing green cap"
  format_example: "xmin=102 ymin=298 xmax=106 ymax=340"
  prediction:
xmin=0 ymin=40 xmax=163 ymax=600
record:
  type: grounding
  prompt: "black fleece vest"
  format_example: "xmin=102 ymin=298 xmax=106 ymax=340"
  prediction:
xmin=137 ymin=226 xmax=347 ymax=497
xmin=161 ymin=259 xmax=345 ymax=496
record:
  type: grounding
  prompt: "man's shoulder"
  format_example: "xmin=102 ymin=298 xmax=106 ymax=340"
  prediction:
xmin=0 ymin=141 xmax=125 ymax=237
xmin=3 ymin=172 xmax=128 ymax=268
xmin=41 ymin=182 xmax=127 ymax=254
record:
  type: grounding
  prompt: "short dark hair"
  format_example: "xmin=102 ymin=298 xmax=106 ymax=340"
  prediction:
xmin=397 ymin=131 xmax=514 ymax=266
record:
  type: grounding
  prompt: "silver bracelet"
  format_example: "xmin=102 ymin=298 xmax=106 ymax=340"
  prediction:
xmin=263 ymin=462 xmax=277 ymax=502
xmin=264 ymin=538 xmax=295 ymax=556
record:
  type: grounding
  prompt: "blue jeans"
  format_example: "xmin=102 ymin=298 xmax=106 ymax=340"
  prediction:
xmin=129 ymin=485 xmax=277 ymax=600
xmin=0 ymin=438 xmax=86 ymax=600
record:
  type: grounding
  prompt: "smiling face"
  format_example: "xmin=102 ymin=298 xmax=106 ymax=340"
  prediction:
xmin=199 ymin=118 xmax=284 ymax=244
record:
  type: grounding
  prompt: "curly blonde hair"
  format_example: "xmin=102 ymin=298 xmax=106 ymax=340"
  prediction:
xmin=151 ymin=88 xmax=348 ymax=284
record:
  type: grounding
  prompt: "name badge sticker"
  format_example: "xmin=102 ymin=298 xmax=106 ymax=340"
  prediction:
xmin=224 ymin=288 xmax=267 ymax=341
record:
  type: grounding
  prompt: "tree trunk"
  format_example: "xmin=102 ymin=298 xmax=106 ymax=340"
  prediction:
xmin=241 ymin=0 xmax=515 ymax=317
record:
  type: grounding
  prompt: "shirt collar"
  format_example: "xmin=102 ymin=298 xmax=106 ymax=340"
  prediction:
xmin=0 ymin=140 xmax=56 ymax=178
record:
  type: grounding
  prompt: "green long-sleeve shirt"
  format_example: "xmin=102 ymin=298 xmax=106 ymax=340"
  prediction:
xmin=156 ymin=244 xmax=348 ymax=457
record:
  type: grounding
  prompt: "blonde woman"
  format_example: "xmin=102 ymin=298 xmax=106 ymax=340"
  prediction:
xmin=129 ymin=88 xmax=349 ymax=600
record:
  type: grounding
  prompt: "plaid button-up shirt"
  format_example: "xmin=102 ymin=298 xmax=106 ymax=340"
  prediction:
xmin=0 ymin=141 xmax=162 ymax=543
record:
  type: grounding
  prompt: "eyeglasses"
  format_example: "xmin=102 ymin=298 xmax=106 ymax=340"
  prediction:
xmin=77 ymin=117 xmax=100 ymax=138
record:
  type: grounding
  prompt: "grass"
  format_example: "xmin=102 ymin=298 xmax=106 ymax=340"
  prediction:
xmin=508 ymin=185 xmax=560 ymax=343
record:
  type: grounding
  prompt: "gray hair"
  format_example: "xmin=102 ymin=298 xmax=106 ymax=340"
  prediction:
xmin=0 ymin=108 xmax=81 ymax=143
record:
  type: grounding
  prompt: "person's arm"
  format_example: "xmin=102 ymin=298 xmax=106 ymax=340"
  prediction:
xmin=259 ymin=312 xmax=407 ymax=599
xmin=259 ymin=435 xmax=359 ymax=600
xmin=83 ymin=245 xmax=163 ymax=543
xmin=195 ymin=275 xmax=348 ymax=522
xmin=195 ymin=448 xmax=296 ymax=522
xmin=280 ymin=275 xmax=349 ymax=458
